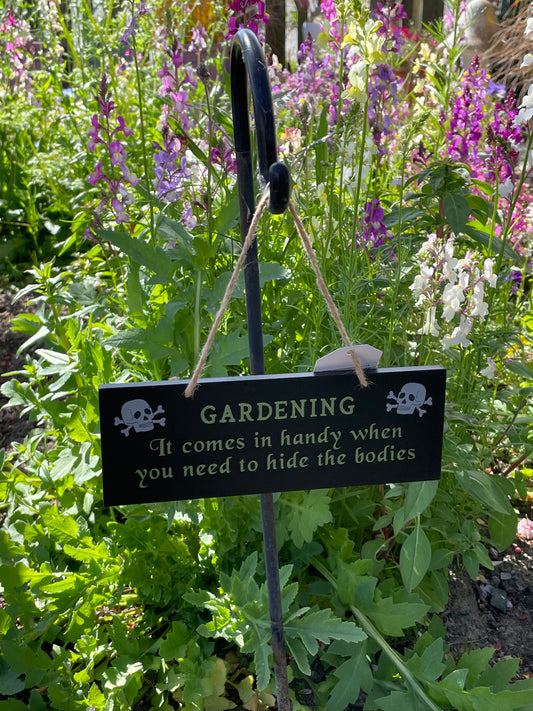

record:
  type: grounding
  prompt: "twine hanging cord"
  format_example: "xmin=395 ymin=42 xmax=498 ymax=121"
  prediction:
xmin=183 ymin=186 xmax=368 ymax=398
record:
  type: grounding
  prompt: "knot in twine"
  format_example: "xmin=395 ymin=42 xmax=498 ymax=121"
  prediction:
xmin=184 ymin=186 xmax=368 ymax=398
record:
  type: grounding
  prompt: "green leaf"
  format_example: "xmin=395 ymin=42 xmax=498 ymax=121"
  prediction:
xmin=284 ymin=608 xmax=366 ymax=657
xmin=465 ymin=193 xmax=490 ymax=223
xmin=160 ymin=621 xmax=191 ymax=661
xmin=253 ymin=639 xmax=271 ymax=692
xmin=455 ymin=470 xmax=513 ymax=516
xmin=477 ymin=658 xmax=520 ymax=692
xmin=336 ymin=560 xmax=377 ymax=608
xmin=0 ymin=701 xmax=28 ymax=711
xmin=368 ymin=594 xmax=429 ymax=636
xmin=463 ymin=223 xmax=516 ymax=259
xmin=456 ymin=647 xmax=495 ymax=687
xmin=259 ymin=262 xmax=289 ymax=286
xmin=0 ymin=664 xmax=25 ymax=696
xmin=286 ymin=636 xmax=311 ymax=676
xmin=97 ymin=229 xmax=175 ymax=279
xmin=444 ymin=192 xmax=470 ymax=234
xmin=505 ymin=359 xmax=533 ymax=380
xmin=400 ymin=523 xmax=431 ymax=592
xmin=462 ymin=549 xmax=479 ymax=580
xmin=278 ymin=490 xmax=332 ymax=548
xmin=407 ymin=637 xmax=446 ymax=682
xmin=41 ymin=508 xmax=79 ymax=544
xmin=325 ymin=642 xmax=371 ymax=711
xmin=372 ymin=689 xmax=421 ymax=711
xmin=489 ymin=508 xmax=518 ymax=550
xmin=394 ymin=480 xmax=439 ymax=534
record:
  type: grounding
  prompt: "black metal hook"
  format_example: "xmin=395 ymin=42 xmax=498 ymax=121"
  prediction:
xmin=231 ymin=28 xmax=290 ymax=215
xmin=230 ymin=29 xmax=290 ymax=377
xmin=230 ymin=31 xmax=292 ymax=711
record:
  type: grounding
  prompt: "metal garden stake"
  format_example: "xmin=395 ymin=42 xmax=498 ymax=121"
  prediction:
xmin=230 ymin=28 xmax=292 ymax=711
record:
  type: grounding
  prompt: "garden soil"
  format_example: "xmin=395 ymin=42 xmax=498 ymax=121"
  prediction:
xmin=1 ymin=290 xmax=533 ymax=685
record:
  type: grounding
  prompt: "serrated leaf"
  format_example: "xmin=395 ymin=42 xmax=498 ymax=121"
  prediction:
xmin=326 ymin=642 xmax=371 ymax=711
xmin=286 ymin=636 xmax=311 ymax=676
xmin=253 ymin=639 xmax=271 ymax=691
xmin=406 ymin=637 xmax=446 ymax=682
xmin=279 ymin=490 xmax=332 ymax=548
xmin=368 ymin=595 xmax=429 ymax=636
xmin=476 ymin=657 xmax=520 ymax=692
xmin=456 ymin=647 xmax=495 ymax=687
xmin=284 ymin=608 xmax=366 ymax=656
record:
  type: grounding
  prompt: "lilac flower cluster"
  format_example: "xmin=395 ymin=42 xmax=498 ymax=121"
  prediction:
xmin=226 ymin=1 xmax=268 ymax=40
xmin=373 ymin=1 xmax=407 ymax=54
xmin=361 ymin=198 xmax=389 ymax=249
xmin=86 ymin=76 xmax=139 ymax=231
xmin=485 ymin=89 xmax=522 ymax=187
xmin=445 ymin=58 xmax=522 ymax=189
xmin=272 ymin=38 xmax=341 ymax=129
xmin=120 ymin=1 xmax=148 ymax=50
xmin=366 ymin=2 xmax=406 ymax=157
xmin=152 ymin=130 xmax=189 ymax=204
xmin=152 ymin=27 xmax=237 ymax=227
xmin=0 ymin=9 xmax=34 ymax=97
xmin=367 ymin=63 xmax=399 ymax=157
xmin=446 ymin=58 xmax=488 ymax=163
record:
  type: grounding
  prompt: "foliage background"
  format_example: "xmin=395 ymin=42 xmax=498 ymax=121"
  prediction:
xmin=1 ymin=0 xmax=533 ymax=709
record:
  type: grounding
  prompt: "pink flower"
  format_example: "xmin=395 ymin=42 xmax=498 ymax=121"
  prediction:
xmin=109 ymin=140 xmax=127 ymax=166
xmin=517 ymin=517 xmax=533 ymax=540
xmin=88 ymin=162 xmax=105 ymax=186
xmin=115 ymin=115 xmax=133 ymax=137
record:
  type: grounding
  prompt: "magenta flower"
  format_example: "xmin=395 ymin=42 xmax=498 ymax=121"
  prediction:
xmin=226 ymin=0 xmax=269 ymax=39
xmin=109 ymin=140 xmax=127 ymax=166
xmin=85 ymin=75 xmax=139 ymax=232
xmin=88 ymin=162 xmax=105 ymax=187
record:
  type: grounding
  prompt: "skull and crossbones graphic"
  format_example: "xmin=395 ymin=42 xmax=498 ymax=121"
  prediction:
xmin=386 ymin=383 xmax=432 ymax=417
xmin=114 ymin=399 xmax=166 ymax=436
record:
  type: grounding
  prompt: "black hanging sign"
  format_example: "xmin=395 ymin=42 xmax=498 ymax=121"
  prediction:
xmin=100 ymin=365 xmax=445 ymax=506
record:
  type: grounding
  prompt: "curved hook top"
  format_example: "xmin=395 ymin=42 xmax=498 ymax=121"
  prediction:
xmin=230 ymin=29 xmax=290 ymax=215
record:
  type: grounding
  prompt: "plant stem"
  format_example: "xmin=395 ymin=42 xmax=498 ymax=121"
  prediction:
xmin=312 ymin=557 xmax=443 ymax=711
xmin=131 ymin=34 xmax=155 ymax=245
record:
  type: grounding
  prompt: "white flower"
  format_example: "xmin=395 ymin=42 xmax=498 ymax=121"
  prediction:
xmin=442 ymin=283 xmax=465 ymax=321
xmin=526 ymin=17 xmax=533 ymax=35
xmin=418 ymin=306 xmax=440 ymax=337
xmin=442 ymin=315 xmax=473 ymax=348
xmin=483 ymin=258 xmax=497 ymax=288
xmin=471 ymin=278 xmax=485 ymax=301
xmin=499 ymin=177 xmax=514 ymax=198
xmin=480 ymin=357 xmax=498 ymax=379
xmin=515 ymin=83 xmax=533 ymax=125
xmin=521 ymin=53 xmax=533 ymax=68
xmin=410 ymin=263 xmax=433 ymax=297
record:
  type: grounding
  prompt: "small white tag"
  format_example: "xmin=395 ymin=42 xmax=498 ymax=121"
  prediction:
xmin=313 ymin=345 xmax=382 ymax=373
